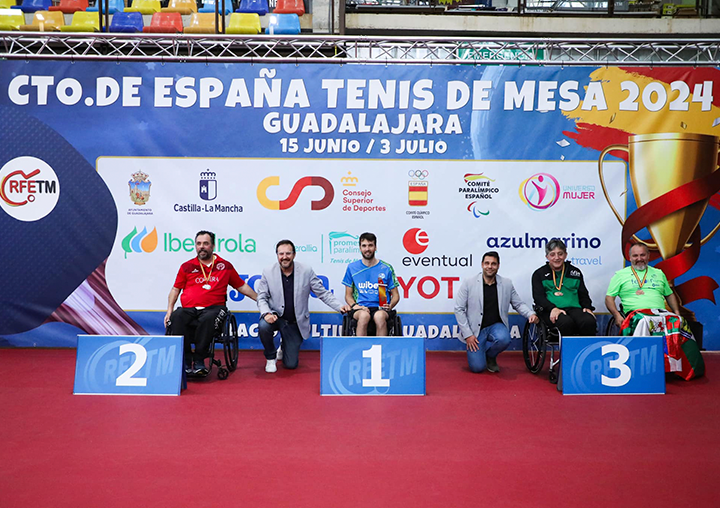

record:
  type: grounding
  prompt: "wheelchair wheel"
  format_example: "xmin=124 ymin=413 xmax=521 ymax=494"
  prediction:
xmin=522 ymin=321 xmax=546 ymax=374
xmin=341 ymin=313 xmax=355 ymax=336
xmin=605 ymin=316 xmax=622 ymax=337
xmin=390 ymin=314 xmax=403 ymax=336
xmin=217 ymin=367 xmax=229 ymax=380
xmin=223 ymin=313 xmax=239 ymax=372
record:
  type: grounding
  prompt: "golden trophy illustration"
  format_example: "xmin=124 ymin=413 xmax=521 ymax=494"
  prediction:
xmin=598 ymin=132 xmax=720 ymax=317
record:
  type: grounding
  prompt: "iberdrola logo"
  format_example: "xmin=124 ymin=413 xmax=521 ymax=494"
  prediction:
xmin=121 ymin=226 xmax=158 ymax=258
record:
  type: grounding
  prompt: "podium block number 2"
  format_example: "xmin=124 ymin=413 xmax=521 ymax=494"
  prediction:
xmin=601 ymin=344 xmax=632 ymax=388
xmin=362 ymin=345 xmax=390 ymax=388
xmin=116 ymin=343 xmax=148 ymax=387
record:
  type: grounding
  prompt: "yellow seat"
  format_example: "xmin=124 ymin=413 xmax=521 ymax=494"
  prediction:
xmin=226 ymin=12 xmax=259 ymax=34
xmin=161 ymin=0 xmax=196 ymax=14
xmin=0 ymin=8 xmax=25 ymax=30
xmin=0 ymin=0 xmax=17 ymax=8
xmin=59 ymin=10 xmax=100 ymax=31
xmin=125 ymin=0 xmax=161 ymax=14
xmin=20 ymin=10 xmax=64 ymax=30
xmin=183 ymin=12 xmax=216 ymax=33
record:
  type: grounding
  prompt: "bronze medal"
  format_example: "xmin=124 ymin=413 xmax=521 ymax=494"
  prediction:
xmin=636 ymin=289 xmax=644 ymax=295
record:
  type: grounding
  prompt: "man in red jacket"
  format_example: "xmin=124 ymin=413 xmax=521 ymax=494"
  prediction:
xmin=165 ymin=230 xmax=257 ymax=375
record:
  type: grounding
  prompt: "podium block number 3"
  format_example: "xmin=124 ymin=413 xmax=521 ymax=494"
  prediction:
xmin=362 ymin=345 xmax=390 ymax=388
xmin=116 ymin=343 xmax=148 ymax=387
xmin=601 ymin=344 xmax=632 ymax=387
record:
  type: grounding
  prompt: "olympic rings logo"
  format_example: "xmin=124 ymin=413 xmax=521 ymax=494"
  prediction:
xmin=408 ymin=170 xmax=429 ymax=180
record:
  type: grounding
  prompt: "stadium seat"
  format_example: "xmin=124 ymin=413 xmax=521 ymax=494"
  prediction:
xmin=124 ymin=0 xmax=160 ymax=14
xmin=236 ymin=0 xmax=266 ymax=15
xmin=273 ymin=0 xmax=302 ymax=15
xmin=108 ymin=10 xmax=142 ymax=31
xmin=0 ymin=8 xmax=24 ymax=29
xmin=59 ymin=10 xmax=100 ymax=31
xmin=19 ymin=10 xmax=65 ymax=30
xmin=183 ymin=12 xmax=216 ymax=33
xmin=265 ymin=13 xmax=299 ymax=34
xmin=161 ymin=0 xmax=196 ymax=15
xmin=0 ymin=0 xmax=16 ymax=7
xmin=11 ymin=0 xmax=51 ymax=13
xmin=48 ymin=0 xmax=88 ymax=13
xmin=199 ymin=0 xmax=232 ymax=14
xmin=143 ymin=11 xmax=182 ymax=32
xmin=87 ymin=0 xmax=125 ymax=14
xmin=226 ymin=12 xmax=259 ymax=33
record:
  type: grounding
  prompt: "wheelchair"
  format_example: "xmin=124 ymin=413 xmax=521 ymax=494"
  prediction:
xmin=341 ymin=308 xmax=403 ymax=336
xmin=166 ymin=307 xmax=239 ymax=381
xmin=522 ymin=307 xmax=562 ymax=384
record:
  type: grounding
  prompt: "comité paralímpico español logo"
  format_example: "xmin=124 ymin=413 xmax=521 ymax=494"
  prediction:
xmin=519 ymin=172 xmax=560 ymax=211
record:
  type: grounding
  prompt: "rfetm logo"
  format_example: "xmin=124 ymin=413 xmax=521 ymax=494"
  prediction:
xmin=257 ymin=176 xmax=334 ymax=210
xmin=403 ymin=228 xmax=429 ymax=255
xmin=121 ymin=226 xmax=158 ymax=258
xmin=0 ymin=156 xmax=60 ymax=222
xmin=519 ymin=173 xmax=560 ymax=211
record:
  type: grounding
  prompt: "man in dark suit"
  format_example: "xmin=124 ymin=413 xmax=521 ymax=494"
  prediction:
xmin=454 ymin=251 xmax=538 ymax=373
xmin=256 ymin=239 xmax=351 ymax=373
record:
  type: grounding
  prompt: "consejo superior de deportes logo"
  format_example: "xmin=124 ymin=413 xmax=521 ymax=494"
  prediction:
xmin=0 ymin=156 xmax=60 ymax=222
xmin=257 ymin=176 xmax=334 ymax=211
xmin=518 ymin=172 xmax=560 ymax=211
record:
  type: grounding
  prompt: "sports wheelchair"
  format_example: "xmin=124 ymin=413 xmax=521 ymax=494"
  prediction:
xmin=341 ymin=308 xmax=403 ymax=336
xmin=522 ymin=307 xmax=562 ymax=384
xmin=166 ymin=307 xmax=239 ymax=381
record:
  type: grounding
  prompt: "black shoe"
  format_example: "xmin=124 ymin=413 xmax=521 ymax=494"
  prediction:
xmin=486 ymin=355 xmax=500 ymax=373
xmin=193 ymin=359 xmax=209 ymax=376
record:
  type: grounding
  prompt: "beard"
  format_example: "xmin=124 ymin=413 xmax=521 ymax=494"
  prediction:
xmin=632 ymin=261 xmax=647 ymax=271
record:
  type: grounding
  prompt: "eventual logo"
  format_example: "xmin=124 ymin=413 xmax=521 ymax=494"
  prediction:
xmin=257 ymin=176 xmax=334 ymax=211
xmin=408 ymin=170 xmax=429 ymax=207
xmin=519 ymin=173 xmax=560 ymax=211
xmin=128 ymin=171 xmax=151 ymax=206
xmin=199 ymin=171 xmax=217 ymax=201
xmin=0 ymin=156 xmax=60 ymax=222
xmin=403 ymin=228 xmax=430 ymax=255
xmin=121 ymin=226 xmax=158 ymax=258
xmin=341 ymin=172 xmax=358 ymax=187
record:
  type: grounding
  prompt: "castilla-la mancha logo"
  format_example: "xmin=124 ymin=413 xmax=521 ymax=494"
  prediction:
xmin=0 ymin=156 xmax=60 ymax=222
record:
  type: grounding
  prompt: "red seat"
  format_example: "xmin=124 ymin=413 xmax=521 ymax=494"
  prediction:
xmin=273 ymin=0 xmax=303 ymax=15
xmin=142 ymin=11 xmax=183 ymax=33
xmin=48 ymin=0 xmax=88 ymax=13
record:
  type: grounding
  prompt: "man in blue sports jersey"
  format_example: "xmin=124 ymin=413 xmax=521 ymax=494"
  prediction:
xmin=342 ymin=232 xmax=401 ymax=336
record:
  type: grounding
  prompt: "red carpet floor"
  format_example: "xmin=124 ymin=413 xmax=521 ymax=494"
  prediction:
xmin=1 ymin=349 xmax=718 ymax=508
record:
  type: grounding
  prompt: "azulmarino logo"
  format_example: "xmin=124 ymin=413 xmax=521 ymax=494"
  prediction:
xmin=122 ymin=227 xmax=159 ymax=258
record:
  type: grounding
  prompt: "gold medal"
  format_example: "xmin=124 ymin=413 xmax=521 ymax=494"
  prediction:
xmin=552 ymin=264 xmax=565 ymax=297
xmin=199 ymin=255 xmax=216 ymax=290
xmin=202 ymin=284 xmax=212 ymax=290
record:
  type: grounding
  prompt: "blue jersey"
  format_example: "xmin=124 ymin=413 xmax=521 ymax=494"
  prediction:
xmin=342 ymin=259 xmax=398 ymax=307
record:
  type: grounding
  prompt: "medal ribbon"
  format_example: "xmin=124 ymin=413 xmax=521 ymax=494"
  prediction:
xmin=199 ymin=254 xmax=216 ymax=287
xmin=621 ymin=168 xmax=720 ymax=304
xmin=630 ymin=266 xmax=647 ymax=289
xmin=552 ymin=264 xmax=565 ymax=292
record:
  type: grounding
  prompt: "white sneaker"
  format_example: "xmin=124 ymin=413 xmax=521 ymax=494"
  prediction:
xmin=265 ymin=359 xmax=277 ymax=373
xmin=276 ymin=346 xmax=283 ymax=361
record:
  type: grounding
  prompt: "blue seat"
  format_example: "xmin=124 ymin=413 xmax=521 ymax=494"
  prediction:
xmin=12 ymin=0 xmax=52 ymax=13
xmin=236 ymin=0 xmax=266 ymax=15
xmin=108 ymin=11 xmax=143 ymax=31
xmin=87 ymin=0 xmax=125 ymax=13
xmin=265 ymin=12 xmax=299 ymax=34
xmin=200 ymin=0 xmax=232 ymax=14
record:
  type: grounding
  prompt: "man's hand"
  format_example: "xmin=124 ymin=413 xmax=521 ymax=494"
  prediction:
xmin=614 ymin=314 xmax=624 ymax=327
xmin=264 ymin=313 xmax=278 ymax=324
xmin=339 ymin=304 xmax=352 ymax=313
xmin=583 ymin=308 xmax=596 ymax=317
xmin=549 ymin=308 xmax=566 ymax=323
xmin=528 ymin=314 xmax=539 ymax=324
xmin=466 ymin=335 xmax=479 ymax=352
xmin=163 ymin=311 xmax=172 ymax=328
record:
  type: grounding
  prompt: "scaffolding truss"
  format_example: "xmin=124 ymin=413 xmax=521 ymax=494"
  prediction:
xmin=1 ymin=33 xmax=720 ymax=66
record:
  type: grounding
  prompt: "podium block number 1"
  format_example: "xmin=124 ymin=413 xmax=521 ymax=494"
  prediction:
xmin=601 ymin=344 xmax=631 ymax=388
xmin=362 ymin=344 xmax=390 ymax=388
xmin=116 ymin=343 xmax=148 ymax=387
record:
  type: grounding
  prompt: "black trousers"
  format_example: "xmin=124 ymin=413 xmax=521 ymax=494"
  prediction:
xmin=169 ymin=306 xmax=226 ymax=363
xmin=540 ymin=307 xmax=597 ymax=337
